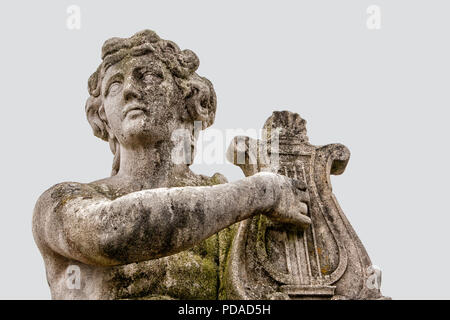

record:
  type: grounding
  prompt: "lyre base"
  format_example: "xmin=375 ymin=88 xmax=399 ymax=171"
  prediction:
xmin=280 ymin=285 xmax=336 ymax=300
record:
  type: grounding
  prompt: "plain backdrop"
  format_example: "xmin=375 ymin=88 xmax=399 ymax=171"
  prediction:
xmin=0 ymin=0 xmax=448 ymax=299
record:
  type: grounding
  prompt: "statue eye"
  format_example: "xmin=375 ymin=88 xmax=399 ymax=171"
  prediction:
xmin=107 ymin=81 xmax=122 ymax=96
xmin=142 ymin=71 xmax=163 ymax=84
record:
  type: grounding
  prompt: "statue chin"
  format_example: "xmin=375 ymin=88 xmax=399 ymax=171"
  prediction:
xmin=119 ymin=123 xmax=168 ymax=148
xmin=116 ymin=116 xmax=170 ymax=145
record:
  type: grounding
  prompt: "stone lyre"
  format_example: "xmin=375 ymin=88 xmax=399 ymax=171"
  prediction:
xmin=224 ymin=110 xmax=386 ymax=300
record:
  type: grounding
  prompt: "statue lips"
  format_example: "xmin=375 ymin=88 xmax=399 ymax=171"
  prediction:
xmin=123 ymin=104 xmax=148 ymax=118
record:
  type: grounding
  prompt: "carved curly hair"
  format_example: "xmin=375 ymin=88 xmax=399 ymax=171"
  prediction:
xmin=85 ymin=30 xmax=217 ymax=175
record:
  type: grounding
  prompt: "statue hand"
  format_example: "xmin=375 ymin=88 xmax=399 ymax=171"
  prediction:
xmin=264 ymin=173 xmax=311 ymax=230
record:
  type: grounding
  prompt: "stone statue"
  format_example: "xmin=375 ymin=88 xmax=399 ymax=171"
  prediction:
xmin=32 ymin=30 xmax=387 ymax=300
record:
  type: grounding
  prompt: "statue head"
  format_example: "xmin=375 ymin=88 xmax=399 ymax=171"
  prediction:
xmin=85 ymin=30 xmax=217 ymax=175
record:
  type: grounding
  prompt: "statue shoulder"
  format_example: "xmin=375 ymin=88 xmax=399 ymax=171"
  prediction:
xmin=32 ymin=181 xmax=106 ymax=247
xmin=34 ymin=181 xmax=106 ymax=210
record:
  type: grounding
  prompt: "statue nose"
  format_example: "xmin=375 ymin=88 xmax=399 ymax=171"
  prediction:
xmin=123 ymin=79 xmax=140 ymax=101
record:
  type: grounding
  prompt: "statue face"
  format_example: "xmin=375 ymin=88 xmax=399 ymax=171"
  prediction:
xmin=101 ymin=54 xmax=181 ymax=148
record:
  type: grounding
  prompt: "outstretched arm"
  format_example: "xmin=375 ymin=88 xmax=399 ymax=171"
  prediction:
xmin=33 ymin=172 xmax=309 ymax=267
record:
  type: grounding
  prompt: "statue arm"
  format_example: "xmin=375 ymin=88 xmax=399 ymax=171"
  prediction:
xmin=33 ymin=172 xmax=309 ymax=267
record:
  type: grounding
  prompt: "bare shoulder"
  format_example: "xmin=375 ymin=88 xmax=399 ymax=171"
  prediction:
xmin=34 ymin=181 xmax=107 ymax=212
xmin=32 ymin=181 xmax=108 ymax=248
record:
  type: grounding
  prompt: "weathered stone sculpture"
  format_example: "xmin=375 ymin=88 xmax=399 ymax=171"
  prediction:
xmin=32 ymin=30 xmax=386 ymax=300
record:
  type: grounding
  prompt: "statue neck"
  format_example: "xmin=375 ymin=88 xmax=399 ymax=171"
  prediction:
xmin=115 ymin=141 xmax=191 ymax=188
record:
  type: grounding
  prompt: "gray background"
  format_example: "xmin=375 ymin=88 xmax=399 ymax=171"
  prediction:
xmin=0 ymin=0 xmax=448 ymax=299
